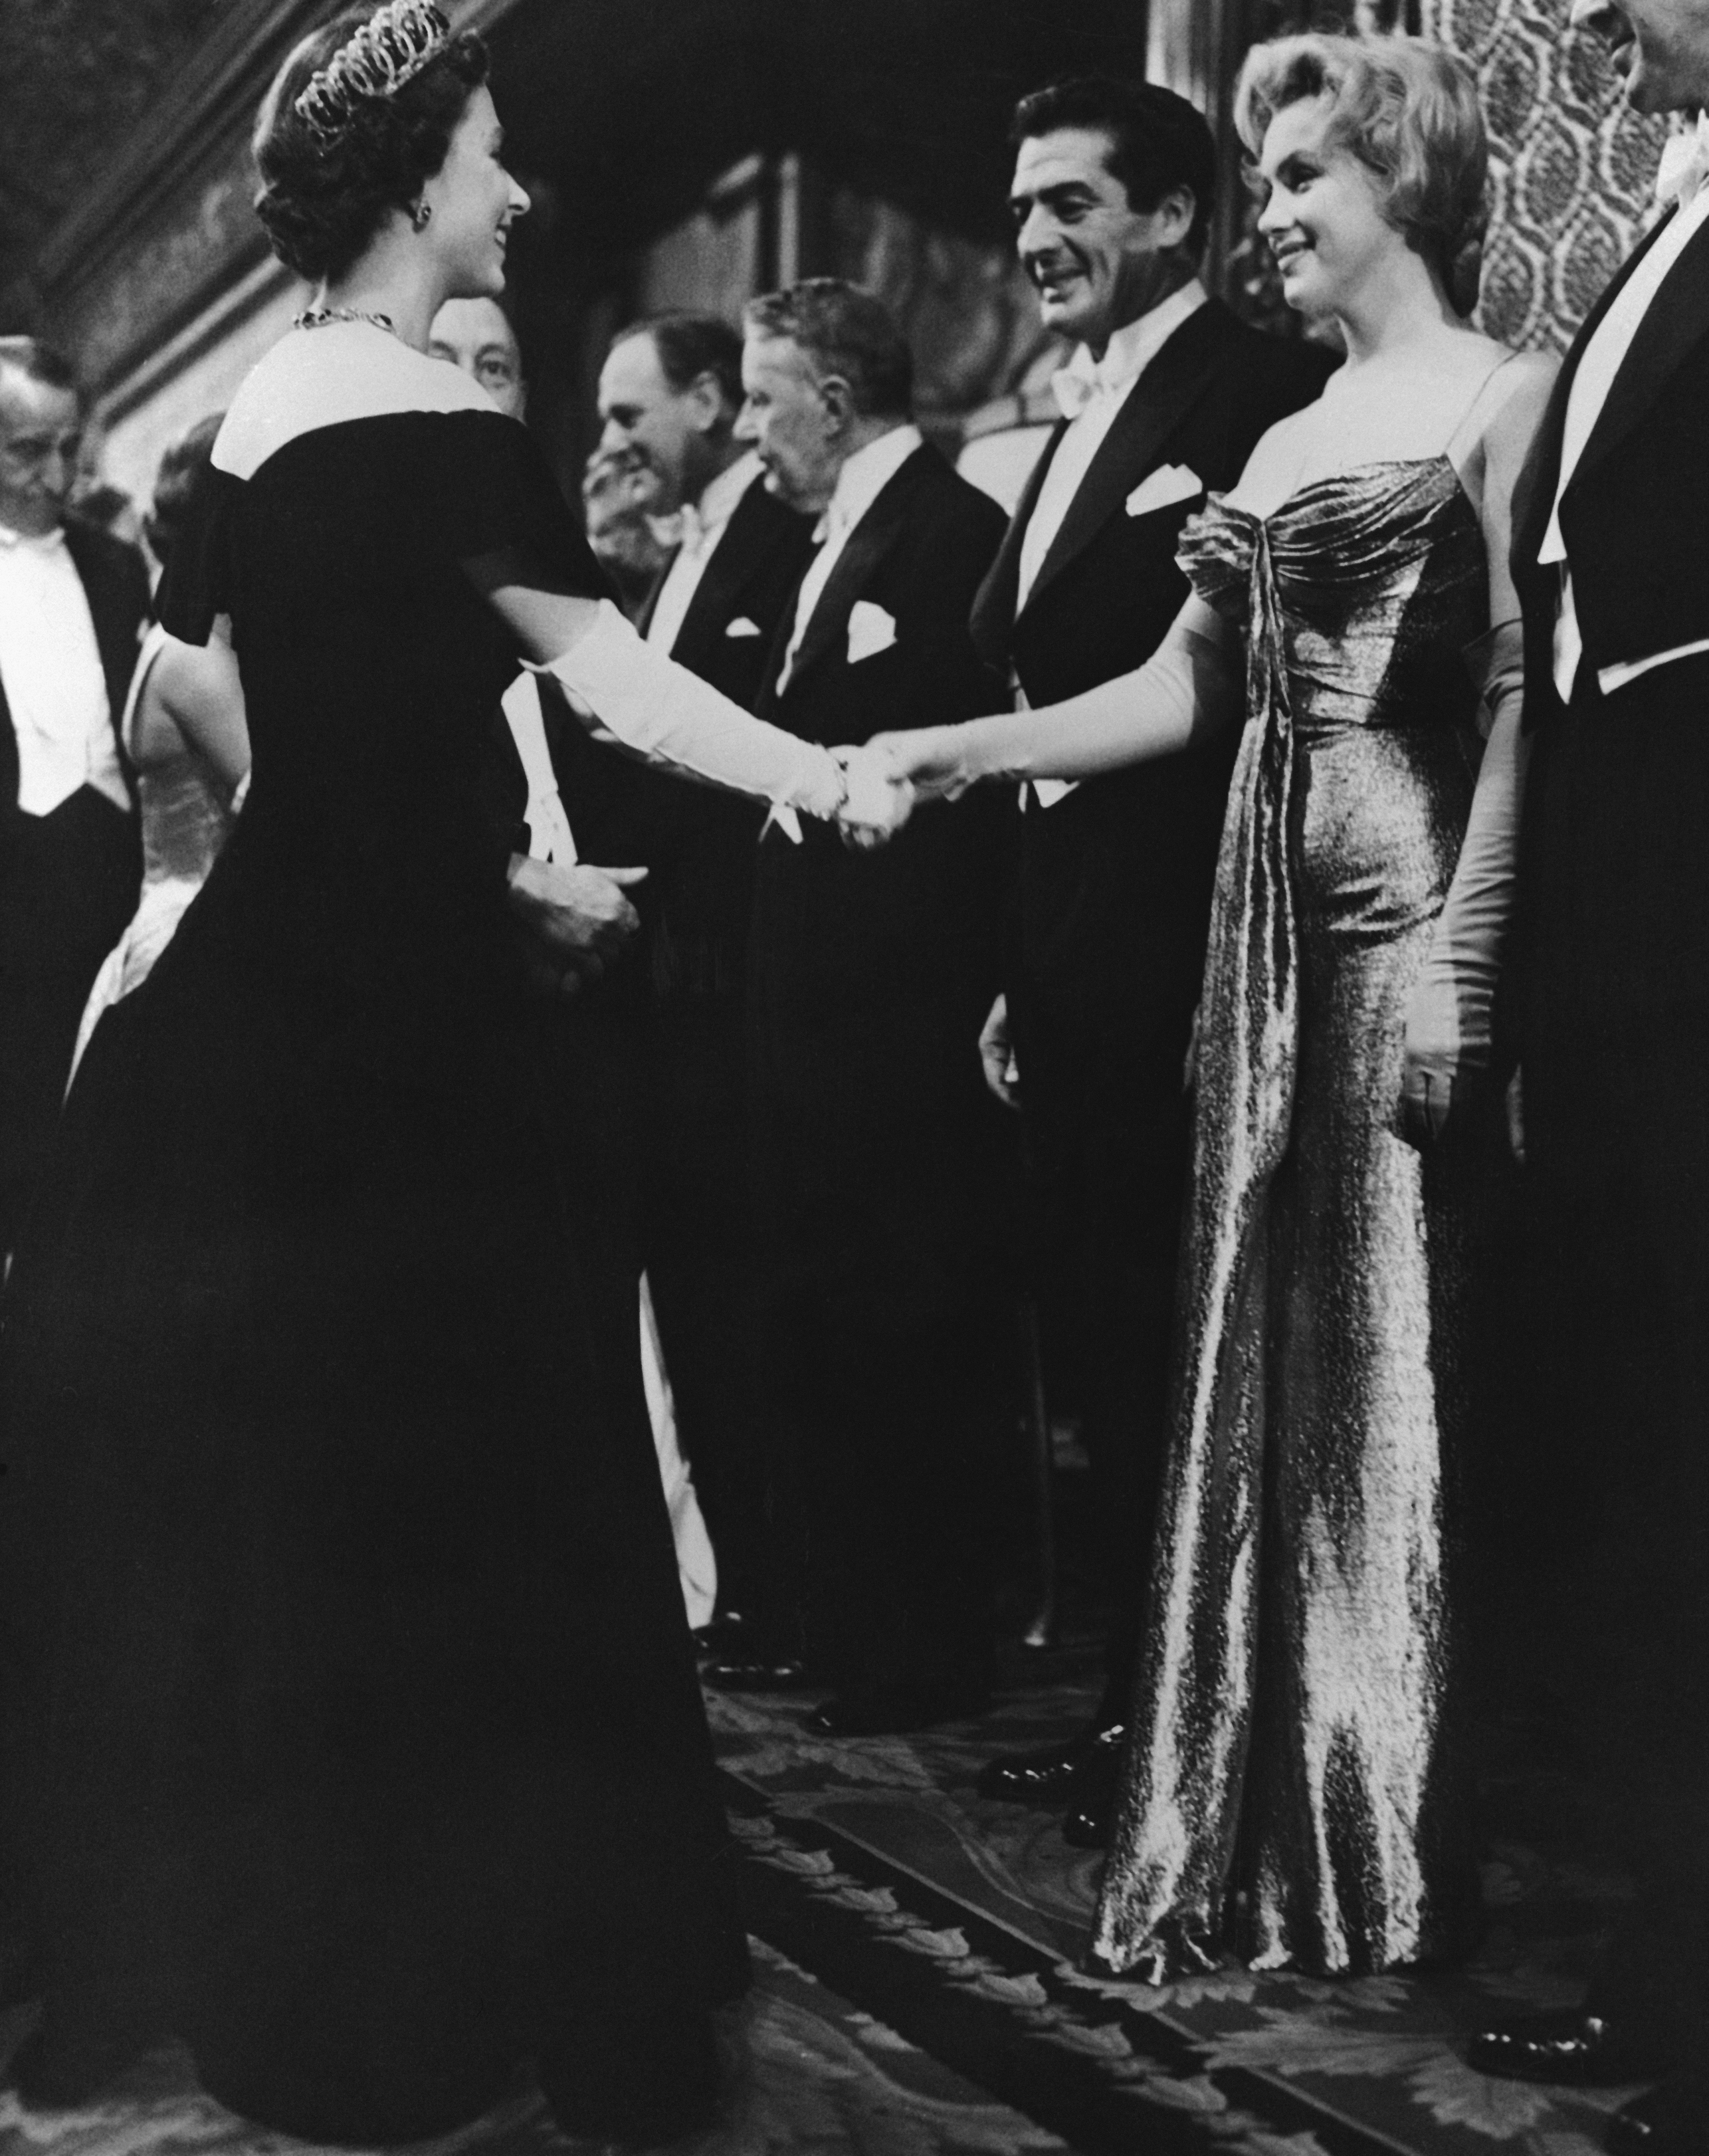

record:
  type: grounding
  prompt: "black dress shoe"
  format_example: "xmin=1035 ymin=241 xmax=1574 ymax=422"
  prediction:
xmin=1607 ymin=2074 xmax=1709 ymax=2154
xmin=702 ymin=1652 xmax=812 ymax=1693
xmin=808 ymin=1686 xmax=988 ymax=1738
xmin=693 ymin=1610 xmax=752 ymax=1662
xmin=1466 ymin=2010 xmax=1673 ymax=2087
xmin=977 ymin=1720 xmax=1124 ymax=1806
xmin=1060 ymin=1725 xmax=1126 ymax=1847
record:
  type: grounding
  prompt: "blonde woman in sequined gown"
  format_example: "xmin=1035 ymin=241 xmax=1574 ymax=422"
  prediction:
xmin=876 ymin=33 xmax=1554 ymax=1981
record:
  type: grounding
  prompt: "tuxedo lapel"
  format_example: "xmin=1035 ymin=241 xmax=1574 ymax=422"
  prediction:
xmin=1019 ymin=300 xmax=1225 ymax=621
xmin=1571 ymin=207 xmax=1709 ymax=495
xmin=0 ymin=669 xmax=15 ymax=813
xmin=969 ymin=421 xmax=1065 ymax=664
xmin=635 ymin=561 xmax=667 ymax=639
xmin=781 ymin=445 xmax=930 ymax=693
xmin=668 ymin=475 xmax=771 ymax=669
xmin=62 ymin=520 xmax=143 ymax=752
xmin=1510 ymin=217 xmax=1673 ymax=572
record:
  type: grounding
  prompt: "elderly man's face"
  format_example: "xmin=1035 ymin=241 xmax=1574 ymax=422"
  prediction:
xmin=0 ymin=371 xmax=82 ymax=538
xmin=1569 ymin=0 xmax=1709 ymax=112
xmin=734 ymin=335 xmax=841 ymax=516
xmin=429 ymin=296 xmax=526 ymax=419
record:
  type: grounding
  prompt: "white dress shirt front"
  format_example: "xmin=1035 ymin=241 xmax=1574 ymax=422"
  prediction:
xmin=645 ymin=450 xmax=764 ymax=655
xmin=1544 ymin=181 xmax=1709 ymax=701
xmin=776 ymin=422 xmax=923 ymax=694
xmin=1016 ymin=278 xmax=1207 ymax=615
xmin=1013 ymin=280 xmax=1207 ymax=808
xmin=0 ymin=521 xmax=129 ymax=817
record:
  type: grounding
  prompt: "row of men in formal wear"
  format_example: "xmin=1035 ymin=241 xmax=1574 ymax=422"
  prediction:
xmin=0 ymin=71 xmax=1324 ymax=1756
xmin=425 ymin=74 xmax=1332 ymax=1757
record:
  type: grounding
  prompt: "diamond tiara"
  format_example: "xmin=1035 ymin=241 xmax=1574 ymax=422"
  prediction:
xmin=294 ymin=1 xmax=452 ymax=140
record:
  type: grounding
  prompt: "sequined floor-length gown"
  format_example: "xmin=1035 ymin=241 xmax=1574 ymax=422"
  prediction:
xmin=1094 ymin=458 xmax=1499 ymax=1981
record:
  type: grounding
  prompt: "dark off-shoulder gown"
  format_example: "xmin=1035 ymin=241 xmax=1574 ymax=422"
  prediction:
xmin=0 ymin=326 xmax=746 ymax=2141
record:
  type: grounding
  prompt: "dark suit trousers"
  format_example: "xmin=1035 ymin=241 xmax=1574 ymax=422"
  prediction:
xmin=1009 ymin=973 xmax=1189 ymax=1716
xmin=1517 ymin=652 xmax=1709 ymax=2058
xmin=0 ymin=788 xmax=139 ymax=1259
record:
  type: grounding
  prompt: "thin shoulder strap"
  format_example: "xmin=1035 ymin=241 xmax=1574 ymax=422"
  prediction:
xmin=1444 ymin=350 xmax=1526 ymax=469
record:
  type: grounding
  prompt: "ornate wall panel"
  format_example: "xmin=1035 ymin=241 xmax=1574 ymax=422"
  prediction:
xmin=1425 ymin=0 xmax=1666 ymax=350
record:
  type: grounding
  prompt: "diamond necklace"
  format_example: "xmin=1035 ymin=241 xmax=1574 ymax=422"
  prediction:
xmin=292 ymin=306 xmax=399 ymax=335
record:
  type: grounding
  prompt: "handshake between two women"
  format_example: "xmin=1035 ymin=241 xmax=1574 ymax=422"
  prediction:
xmin=831 ymin=723 xmax=977 ymax=847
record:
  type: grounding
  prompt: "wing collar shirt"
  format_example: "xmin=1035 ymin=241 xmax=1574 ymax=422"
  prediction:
xmin=775 ymin=421 xmax=922 ymax=694
xmin=1016 ymin=276 xmax=1207 ymax=614
xmin=645 ymin=449 xmax=765 ymax=654
xmin=1544 ymin=132 xmax=1709 ymax=702
xmin=0 ymin=520 xmax=129 ymax=816
xmin=1015 ymin=278 xmax=1205 ymax=809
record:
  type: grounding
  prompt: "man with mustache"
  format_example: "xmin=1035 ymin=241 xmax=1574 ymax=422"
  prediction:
xmin=968 ymin=79 xmax=1332 ymax=1843
xmin=1469 ymin=3 xmax=1709 ymax=2145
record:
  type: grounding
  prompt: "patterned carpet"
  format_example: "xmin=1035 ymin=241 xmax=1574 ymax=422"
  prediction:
xmin=0 ymin=1944 xmax=1069 ymax=2156
xmin=0 ymin=1659 xmax=1642 ymax=2155
xmin=711 ymin=1652 xmax=1647 ymax=2156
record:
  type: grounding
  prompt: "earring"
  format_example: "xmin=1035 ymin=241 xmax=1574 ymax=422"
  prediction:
xmin=411 ymin=199 xmax=433 ymax=231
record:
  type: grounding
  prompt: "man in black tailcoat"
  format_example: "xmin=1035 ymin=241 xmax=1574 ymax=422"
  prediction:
xmin=723 ymin=278 xmax=1009 ymax=1733
xmin=0 ymin=337 xmax=144 ymax=1263
xmin=583 ymin=315 xmax=814 ymax=1652
xmin=967 ymin=80 xmax=1334 ymax=1842
xmin=1468 ymin=5 xmax=1709 ymax=2147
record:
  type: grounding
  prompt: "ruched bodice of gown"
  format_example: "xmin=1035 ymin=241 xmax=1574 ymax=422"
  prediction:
xmin=1094 ymin=459 xmax=1496 ymax=1983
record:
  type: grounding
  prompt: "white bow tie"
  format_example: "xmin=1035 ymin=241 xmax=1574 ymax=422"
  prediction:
xmin=1656 ymin=112 xmax=1709 ymax=207
xmin=1051 ymin=362 xmax=1114 ymax=422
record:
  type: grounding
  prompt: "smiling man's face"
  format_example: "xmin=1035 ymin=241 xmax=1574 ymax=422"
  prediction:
xmin=1009 ymin=126 xmax=1193 ymax=356
xmin=1569 ymin=0 xmax=1709 ymax=112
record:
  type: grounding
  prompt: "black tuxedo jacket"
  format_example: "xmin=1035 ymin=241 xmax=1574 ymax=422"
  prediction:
xmin=0 ymin=515 xmax=146 ymax=971
xmin=546 ymin=471 xmax=813 ymax=994
xmin=748 ymin=439 xmax=1009 ymax=1299
xmin=971 ymin=298 xmax=1335 ymax=1055
xmin=1511 ymin=206 xmax=1709 ymax=722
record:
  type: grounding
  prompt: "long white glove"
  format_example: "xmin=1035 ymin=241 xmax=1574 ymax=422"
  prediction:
xmin=531 ymin=599 xmax=868 ymax=825
xmin=1397 ymin=619 xmax=1529 ymax=1146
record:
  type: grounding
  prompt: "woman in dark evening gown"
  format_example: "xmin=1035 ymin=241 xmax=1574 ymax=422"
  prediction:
xmin=0 ymin=6 xmax=896 ymax=2144
xmin=876 ymin=33 xmax=1553 ymax=1980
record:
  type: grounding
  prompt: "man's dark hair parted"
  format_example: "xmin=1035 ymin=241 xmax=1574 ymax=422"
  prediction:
xmin=0 ymin=336 xmax=82 ymax=404
xmin=611 ymin=312 xmax=744 ymax=415
xmin=742 ymin=279 xmax=913 ymax=421
xmin=1011 ymin=76 xmax=1216 ymax=257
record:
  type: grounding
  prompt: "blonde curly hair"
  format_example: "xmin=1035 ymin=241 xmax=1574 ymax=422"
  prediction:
xmin=1235 ymin=33 xmax=1488 ymax=316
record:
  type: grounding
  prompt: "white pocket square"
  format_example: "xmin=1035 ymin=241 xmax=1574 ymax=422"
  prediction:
xmin=1126 ymin=464 xmax=1203 ymax=518
xmin=846 ymin=599 xmax=898 ymax=664
xmin=725 ymin=616 xmax=762 ymax=638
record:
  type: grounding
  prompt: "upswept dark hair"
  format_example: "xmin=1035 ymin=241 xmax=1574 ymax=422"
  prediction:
xmin=144 ymin=413 xmax=224 ymax=568
xmin=0 ymin=335 xmax=82 ymax=407
xmin=742 ymin=280 xmax=913 ymax=421
xmin=252 ymin=10 xmax=490 ymax=282
xmin=611 ymin=312 xmax=744 ymax=415
xmin=1010 ymin=76 xmax=1216 ymax=257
